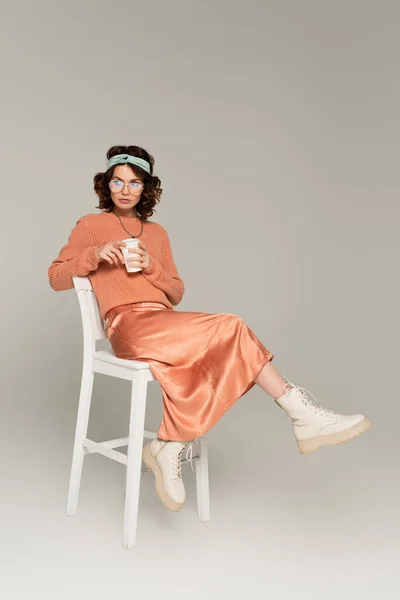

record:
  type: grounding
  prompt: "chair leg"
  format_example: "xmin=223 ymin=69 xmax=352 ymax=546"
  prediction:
xmin=123 ymin=371 xmax=148 ymax=549
xmin=195 ymin=438 xmax=211 ymax=523
xmin=66 ymin=368 xmax=94 ymax=516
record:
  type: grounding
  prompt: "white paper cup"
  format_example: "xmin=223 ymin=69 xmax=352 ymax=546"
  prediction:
xmin=121 ymin=238 xmax=141 ymax=273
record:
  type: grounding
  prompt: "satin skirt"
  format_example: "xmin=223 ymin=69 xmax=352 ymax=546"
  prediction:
xmin=105 ymin=302 xmax=275 ymax=441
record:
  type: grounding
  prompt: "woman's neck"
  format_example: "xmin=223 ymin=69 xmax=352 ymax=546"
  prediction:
xmin=112 ymin=208 xmax=138 ymax=218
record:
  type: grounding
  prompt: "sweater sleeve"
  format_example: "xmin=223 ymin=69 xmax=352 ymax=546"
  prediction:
xmin=141 ymin=229 xmax=185 ymax=306
xmin=48 ymin=217 xmax=101 ymax=291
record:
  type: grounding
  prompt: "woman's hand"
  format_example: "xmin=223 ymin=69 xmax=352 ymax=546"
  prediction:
xmin=127 ymin=240 xmax=152 ymax=270
xmin=96 ymin=241 xmax=127 ymax=266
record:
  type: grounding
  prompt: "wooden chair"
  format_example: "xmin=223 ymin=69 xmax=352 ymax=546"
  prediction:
xmin=66 ymin=275 xmax=210 ymax=548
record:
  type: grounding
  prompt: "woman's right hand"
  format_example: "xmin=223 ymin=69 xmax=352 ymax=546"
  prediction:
xmin=96 ymin=241 xmax=127 ymax=266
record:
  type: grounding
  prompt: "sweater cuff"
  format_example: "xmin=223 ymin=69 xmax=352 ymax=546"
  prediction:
xmin=141 ymin=255 xmax=163 ymax=280
xmin=81 ymin=245 xmax=101 ymax=273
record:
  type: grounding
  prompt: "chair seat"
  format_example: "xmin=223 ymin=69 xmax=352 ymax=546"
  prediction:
xmin=93 ymin=349 xmax=150 ymax=371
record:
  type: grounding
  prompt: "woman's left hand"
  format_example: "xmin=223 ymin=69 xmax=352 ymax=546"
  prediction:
xmin=127 ymin=240 xmax=152 ymax=270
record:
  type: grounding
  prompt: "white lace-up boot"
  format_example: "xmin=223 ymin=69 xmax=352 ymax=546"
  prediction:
xmin=274 ymin=380 xmax=371 ymax=454
xmin=142 ymin=438 xmax=195 ymax=511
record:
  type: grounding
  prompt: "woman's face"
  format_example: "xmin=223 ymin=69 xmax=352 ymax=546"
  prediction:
xmin=109 ymin=164 xmax=144 ymax=215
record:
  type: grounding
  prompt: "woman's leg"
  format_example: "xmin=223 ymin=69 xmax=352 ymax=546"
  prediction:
xmin=254 ymin=361 xmax=291 ymax=399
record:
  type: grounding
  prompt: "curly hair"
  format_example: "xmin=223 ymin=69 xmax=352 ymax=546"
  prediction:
xmin=93 ymin=145 xmax=162 ymax=221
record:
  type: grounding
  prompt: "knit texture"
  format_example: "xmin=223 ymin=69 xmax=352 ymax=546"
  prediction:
xmin=48 ymin=211 xmax=185 ymax=319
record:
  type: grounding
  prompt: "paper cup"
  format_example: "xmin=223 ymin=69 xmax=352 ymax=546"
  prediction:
xmin=121 ymin=238 xmax=141 ymax=273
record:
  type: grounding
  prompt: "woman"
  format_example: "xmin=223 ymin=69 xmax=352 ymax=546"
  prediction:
xmin=48 ymin=145 xmax=371 ymax=512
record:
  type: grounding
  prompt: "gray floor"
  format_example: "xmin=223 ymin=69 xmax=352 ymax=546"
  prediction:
xmin=3 ymin=388 xmax=397 ymax=600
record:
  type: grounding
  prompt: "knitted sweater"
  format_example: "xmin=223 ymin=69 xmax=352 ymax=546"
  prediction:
xmin=48 ymin=211 xmax=185 ymax=319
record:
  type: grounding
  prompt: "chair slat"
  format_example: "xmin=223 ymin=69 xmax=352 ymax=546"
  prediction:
xmin=73 ymin=276 xmax=106 ymax=341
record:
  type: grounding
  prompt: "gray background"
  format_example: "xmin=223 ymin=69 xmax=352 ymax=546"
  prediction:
xmin=1 ymin=1 xmax=399 ymax=598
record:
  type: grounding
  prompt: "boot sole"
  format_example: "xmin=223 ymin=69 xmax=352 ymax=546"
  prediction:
xmin=297 ymin=417 xmax=372 ymax=454
xmin=142 ymin=444 xmax=185 ymax=512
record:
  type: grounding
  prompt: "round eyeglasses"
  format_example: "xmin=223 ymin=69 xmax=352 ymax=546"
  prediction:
xmin=109 ymin=179 xmax=144 ymax=194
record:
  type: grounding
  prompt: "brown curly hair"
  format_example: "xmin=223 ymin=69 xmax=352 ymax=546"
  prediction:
xmin=93 ymin=145 xmax=162 ymax=221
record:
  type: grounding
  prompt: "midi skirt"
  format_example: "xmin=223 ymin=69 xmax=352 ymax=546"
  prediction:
xmin=105 ymin=302 xmax=275 ymax=442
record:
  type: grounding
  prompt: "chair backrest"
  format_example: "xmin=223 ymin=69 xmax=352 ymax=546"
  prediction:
xmin=73 ymin=276 xmax=107 ymax=345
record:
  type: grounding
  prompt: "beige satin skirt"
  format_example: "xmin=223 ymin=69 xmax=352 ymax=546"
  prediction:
xmin=105 ymin=302 xmax=275 ymax=441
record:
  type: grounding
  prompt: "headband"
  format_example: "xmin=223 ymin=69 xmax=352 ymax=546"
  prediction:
xmin=106 ymin=153 xmax=151 ymax=174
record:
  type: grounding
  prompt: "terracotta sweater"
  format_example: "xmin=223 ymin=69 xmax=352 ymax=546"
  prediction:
xmin=48 ymin=211 xmax=185 ymax=319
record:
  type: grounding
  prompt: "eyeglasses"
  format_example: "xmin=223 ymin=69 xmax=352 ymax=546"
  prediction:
xmin=109 ymin=179 xmax=144 ymax=194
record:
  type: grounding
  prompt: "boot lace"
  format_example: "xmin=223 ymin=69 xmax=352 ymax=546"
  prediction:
xmin=142 ymin=437 xmax=211 ymax=476
xmin=172 ymin=436 xmax=211 ymax=478
xmin=171 ymin=440 xmax=195 ymax=478
xmin=279 ymin=377 xmax=337 ymax=417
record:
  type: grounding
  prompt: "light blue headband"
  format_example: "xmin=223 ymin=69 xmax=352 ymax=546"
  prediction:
xmin=106 ymin=153 xmax=151 ymax=174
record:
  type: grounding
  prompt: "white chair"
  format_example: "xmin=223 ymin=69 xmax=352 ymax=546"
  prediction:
xmin=67 ymin=275 xmax=210 ymax=548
